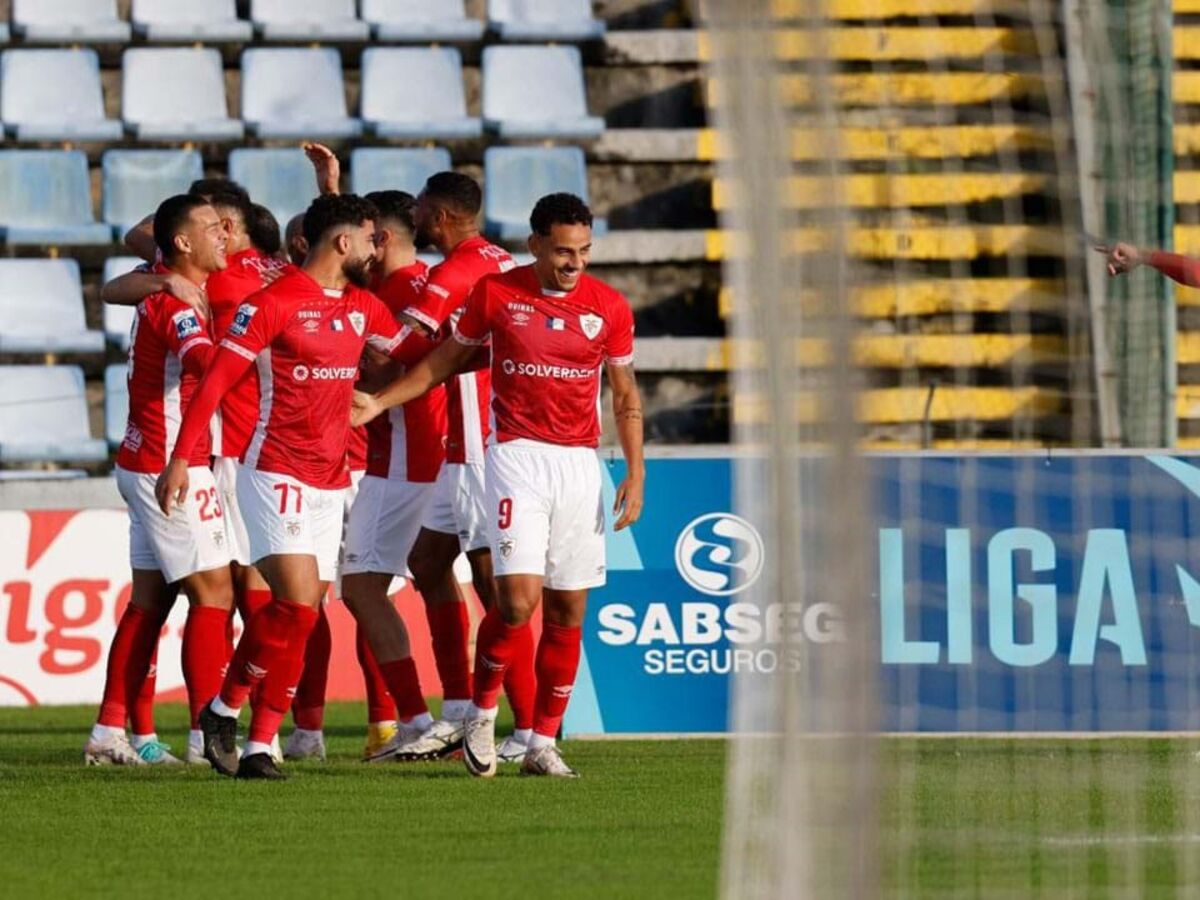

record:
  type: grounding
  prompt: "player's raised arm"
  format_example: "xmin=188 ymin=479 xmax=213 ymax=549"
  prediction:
xmin=1095 ymin=241 xmax=1200 ymax=286
xmin=101 ymin=267 xmax=209 ymax=312
xmin=304 ymin=142 xmax=341 ymax=196
xmin=123 ymin=214 xmax=158 ymax=262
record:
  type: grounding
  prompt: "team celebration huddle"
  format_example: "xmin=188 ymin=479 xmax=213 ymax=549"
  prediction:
xmin=83 ymin=143 xmax=645 ymax=781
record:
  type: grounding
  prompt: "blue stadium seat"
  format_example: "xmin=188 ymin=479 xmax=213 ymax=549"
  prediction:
xmin=0 ymin=366 xmax=107 ymax=463
xmin=0 ymin=151 xmax=112 ymax=246
xmin=0 ymin=260 xmax=103 ymax=354
xmin=350 ymin=147 xmax=452 ymax=196
xmin=102 ymin=150 xmax=203 ymax=238
xmin=484 ymin=146 xmax=606 ymax=240
xmin=11 ymin=0 xmax=131 ymax=44
xmin=250 ymin=0 xmax=368 ymax=41
xmin=1 ymin=50 xmax=122 ymax=142
xmin=241 ymin=48 xmax=362 ymax=140
xmin=102 ymin=257 xmax=143 ymax=351
xmin=123 ymin=49 xmax=245 ymax=142
xmin=0 ymin=24 xmax=9 ymax=45
xmin=487 ymin=0 xmax=605 ymax=42
xmin=228 ymin=148 xmax=318 ymax=232
xmin=104 ymin=364 xmax=128 ymax=449
xmin=482 ymin=45 xmax=604 ymax=139
xmin=131 ymin=0 xmax=252 ymax=43
xmin=362 ymin=48 xmax=481 ymax=140
xmin=361 ymin=0 xmax=484 ymax=42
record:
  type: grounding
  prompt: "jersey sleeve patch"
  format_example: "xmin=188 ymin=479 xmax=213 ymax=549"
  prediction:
xmin=173 ymin=309 xmax=203 ymax=340
xmin=228 ymin=303 xmax=257 ymax=337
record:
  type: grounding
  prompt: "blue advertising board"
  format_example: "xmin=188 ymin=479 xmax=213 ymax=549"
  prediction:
xmin=563 ymin=453 xmax=1200 ymax=736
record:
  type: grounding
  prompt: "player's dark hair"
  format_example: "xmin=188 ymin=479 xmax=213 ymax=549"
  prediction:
xmin=422 ymin=171 xmax=482 ymax=217
xmin=302 ymin=193 xmax=379 ymax=248
xmin=206 ymin=188 xmax=250 ymax=225
xmin=245 ymin=203 xmax=282 ymax=255
xmin=365 ymin=190 xmax=417 ymax=236
xmin=530 ymin=192 xmax=594 ymax=237
xmin=153 ymin=194 xmax=212 ymax=262
xmin=188 ymin=177 xmax=249 ymax=204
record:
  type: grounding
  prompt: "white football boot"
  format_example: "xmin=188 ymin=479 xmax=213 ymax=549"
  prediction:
xmin=462 ymin=714 xmax=497 ymax=778
xmin=363 ymin=718 xmax=429 ymax=763
xmin=84 ymin=732 xmax=144 ymax=767
xmin=496 ymin=733 xmax=530 ymax=764
xmin=283 ymin=729 xmax=327 ymax=762
xmin=392 ymin=718 xmax=465 ymax=762
xmin=520 ymin=744 xmax=579 ymax=779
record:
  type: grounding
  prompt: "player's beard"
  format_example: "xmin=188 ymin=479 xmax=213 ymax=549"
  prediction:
xmin=344 ymin=255 xmax=374 ymax=288
xmin=413 ymin=226 xmax=434 ymax=250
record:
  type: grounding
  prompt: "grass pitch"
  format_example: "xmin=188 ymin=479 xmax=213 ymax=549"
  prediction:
xmin=3 ymin=704 xmax=1200 ymax=897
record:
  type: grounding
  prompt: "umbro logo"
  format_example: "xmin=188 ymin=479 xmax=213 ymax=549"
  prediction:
xmin=245 ymin=662 xmax=267 ymax=679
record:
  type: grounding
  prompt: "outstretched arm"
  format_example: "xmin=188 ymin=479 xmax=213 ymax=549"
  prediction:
xmin=607 ymin=361 xmax=645 ymax=531
xmin=351 ymin=337 xmax=477 ymax=427
xmin=1096 ymin=241 xmax=1200 ymax=287
xmin=304 ymin=142 xmax=341 ymax=196
xmin=101 ymin=269 xmax=208 ymax=315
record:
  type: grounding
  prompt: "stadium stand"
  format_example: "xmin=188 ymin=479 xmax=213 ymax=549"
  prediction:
xmin=122 ymin=48 xmax=244 ymax=142
xmin=101 ymin=257 xmax=142 ymax=352
xmin=101 ymin=150 xmax=204 ymax=237
xmin=0 ymin=151 xmax=111 ymax=246
xmin=241 ymin=48 xmax=362 ymax=140
xmin=486 ymin=0 xmax=606 ymax=42
xmin=361 ymin=0 xmax=485 ymax=42
xmin=361 ymin=48 xmax=481 ymax=140
xmin=0 ymin=260 xmax=103 ymax=354
xmin=130 ymin=0 xmax=253 ymax=43
xmin=483 ymin=146 xmax=606 ymax=240
xmin=103 ymin=364 xmax=127 ymax=449
xmin=0 ymin=49 xmax=122 ymax=142
xmin=249 ymin=0 xmax=370 ymax=42
xmin=350 ymin=147 xmax=452 ymax=196
xmin=10 ymin=0 xmax=131 ymax=44
xmin=481 ymin=45 xmax=605 ymax=139
xmin=228 ymin=148 xmax=319 ymax=229
xmin=0 ymin=366 xmax=107 ymax=463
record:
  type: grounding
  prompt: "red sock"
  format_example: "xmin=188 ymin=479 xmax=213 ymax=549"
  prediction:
xmin=471 ymin=608 xmax=531 ymax=710
xmin=183 ymin=605 xmax=232 ymax=729
xmin=426 ymin=600 xmax=472 ymax=701
xmin=532 ymin=623 xmax=582 ymax=738
xmin=130 ymin=645 xmax=158 ymax=735
xmin=239 ymin=587 xmax=272 ymax=711
xmin=356 ymin=625 xmax=397 ymax=724
xmin=378 ymin=657 xmax=427 ymax=721
xmin=98 ymin=605 xmax=163 ymax=728
xmin=504 ymin=623 xmax=537 ymax=730
xmin=246 ymin=601 xmax=319 ymax=745
xmin=221 ymin=598 xmax=307 ymax=711
xmin=291 ymin=605 xmax=331 ymax=731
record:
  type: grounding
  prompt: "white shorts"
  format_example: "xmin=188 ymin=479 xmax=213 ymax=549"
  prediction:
xmin=486 ymin=441 xmax=606 ymax=591
xmin=116 ymin=464 xmax=231 ymax=583
xmin=345 ymin=468 xmax=365 ymax=516
xmin=236 ymin=467 xmax=346 ymax=583
xmin=213 ymin=456 xmax=252 ymax=566
xmin=342 ymin=475 xmax=436 ymax=576
xmin=423 ymin=460 xmax=489 ymax=552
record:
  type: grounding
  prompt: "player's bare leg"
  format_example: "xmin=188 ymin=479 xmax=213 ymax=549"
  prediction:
xmin=179 ymin=566 xmax=235 ymax=763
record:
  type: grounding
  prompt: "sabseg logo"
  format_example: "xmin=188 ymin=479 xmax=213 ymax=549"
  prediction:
xmin=674 ymin=513 xmax=764 ymax=596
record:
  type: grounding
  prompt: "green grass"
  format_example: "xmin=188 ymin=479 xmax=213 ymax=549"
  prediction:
xmin=4 ymin=705 xmax=1200 ymax=897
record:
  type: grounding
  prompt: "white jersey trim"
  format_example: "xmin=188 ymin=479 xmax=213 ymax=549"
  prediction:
xmin=243 ymin=348 xmax=274 ymax=469
xmin=220 ymin=340 xmax=257 ymax=362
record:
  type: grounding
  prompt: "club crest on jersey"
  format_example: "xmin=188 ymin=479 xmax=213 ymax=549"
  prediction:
xmin=173 ymin=310 xmax=202 ymax=340
xmin=579 ymin=313 xmax=603 ymax=340
xmin=229 ymin=303 xmax=257 ymax=336
xmin=348 ymin=311 xmax=365 ymax=336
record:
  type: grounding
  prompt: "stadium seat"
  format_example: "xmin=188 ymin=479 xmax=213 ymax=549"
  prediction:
xmin=481 ymin=46 xmax=604 ymax=139
xmin=360 ymin=0 xmax=484 ymax=42
xmin=487 ymin=0 xmax=605 ymax=42
xmin=228 ymin=148 xmax=318 ymax=232
xmin=0 ymin=24 xmax=8 ymax=45
xmin=11 ymin=0 xmax=131 ymax=43
xmin=0 ymin=260 xmax=103 ymax=354
xmin=131 ymin=0 xmax=253 ymax=43
xmin=102 ymin=149 xmax=203 ymax=238
xmin=483 ymin=146 xmax=606 ymax=240
xmin=0 ymin=366 xmax=107 ymax=463
xmin=250 ymin=0 xmax=369 ymax=41
xmin=102 ymin=257 xmax=143 ymax=351
xmin=104 ymin=364 xmax=128 ymax=448
xmin=122 ymin=49 xmax=245 ymax=142
xmin=241 ymin=48 xmax=362 ymax=140
xmin=0 ymin=151 xmax=112 ymax=246
xmin=350 ymin=147 xmax=451 ymax=195
xmin=1 ymin=50 xmax=122 ymax=142
xmin=361 ymin=48 xmax=481 ymax=140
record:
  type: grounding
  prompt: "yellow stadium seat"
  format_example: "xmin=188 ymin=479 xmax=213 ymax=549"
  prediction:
xmin=1174 ymin=71 xmax=1200 ymax=104
xmin=697 ymin=27 xmax=1036 ymax=61
xmin=706 ymin=225 xmax=1065 ymax=261
xmin=768 ymin=0 xmax=1029 ymax=18
xmin=733 ymin=386 xmax=1061 ymax=425
xmin=712 ymin=173 xmax=1046 ymax=210
xmin=706 ymin=73 xmax=1044 ymax=108
xmin=710 ymin=334 xmax=1065 ymax=370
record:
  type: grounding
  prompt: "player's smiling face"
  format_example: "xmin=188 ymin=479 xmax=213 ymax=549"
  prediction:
xmin=530 ymin=223 xmax=592 ymax=292
xmin=341 ymin=220 xmax=378 ymax=289
xmin=187 ymin=204 xmax=228 ymax=272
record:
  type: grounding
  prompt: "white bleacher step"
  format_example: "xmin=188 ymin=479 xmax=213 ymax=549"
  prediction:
xmin=634 ymin=337 xmax=726 ymax=372
xmin=590 ymin=229 xmax=709 ymax=264
xmin=603 ymin=30 xmax=701 ymax=65
xmin=591 ymin=128 xmax=709 ymax=162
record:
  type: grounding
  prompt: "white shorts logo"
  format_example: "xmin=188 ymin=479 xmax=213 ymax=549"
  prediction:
xmin=498 ymin=537 xmax=515 ymax=559
xmin=674 ymin=513 xmax=764 ymax=597
xmin=579 ymin=313 xmax=603 ymax=340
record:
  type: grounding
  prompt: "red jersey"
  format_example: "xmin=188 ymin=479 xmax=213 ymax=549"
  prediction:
xmin=454 ymin=266 xmax=634 ymax=449
xmin=403 ymin=235 xmax=515 ymax=465
xmin=366 ymin=260 xmax=446 ymax=482
xmin=116 ymin=291 xmax=213 ymax=473
xmin=206 ymin=248 xmax=293 ymax=459
xmin=216 ymin=269 xmax=405 ymax=489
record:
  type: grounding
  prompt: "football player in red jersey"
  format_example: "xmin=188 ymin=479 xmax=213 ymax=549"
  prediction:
xmin=158 ymin=194 xmax=411 ymax=781
xmin=86 ymin=196 xmax=235 ymax=767
xmin=353 ymin=193 xmax=645 ymax=778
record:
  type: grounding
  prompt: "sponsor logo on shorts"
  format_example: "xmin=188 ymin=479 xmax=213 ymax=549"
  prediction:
xmin=500 ymin=359 xmax=595 ymax=380
xmin=293 ymin=364 xmax=309 ymax=381
xmin=579 ymin=313 xmax=604 ymax=340
xmin=498 ymin=537 xmax=515 ymax=559
xmin=285 ymin=520 xmax=302 ymax=537
xmin=173 ymin=310 xmax=202 ymax=340
xmin=229 ymin=304 xmax=257 ymax=336
xmin=348 ymin=311 xmax=366 ymax=336
xmin=345 ymin=552 xmax=359 ymax=563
